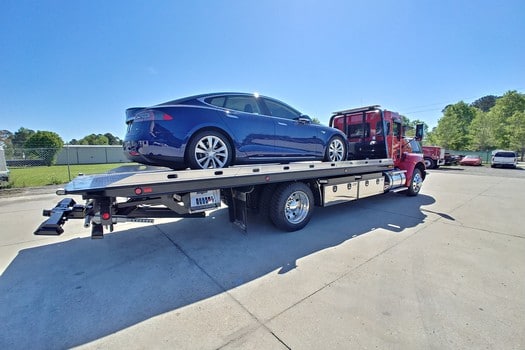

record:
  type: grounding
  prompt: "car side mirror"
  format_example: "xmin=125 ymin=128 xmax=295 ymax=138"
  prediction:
xmin=415 ymin=123 xmax=424 ymax=141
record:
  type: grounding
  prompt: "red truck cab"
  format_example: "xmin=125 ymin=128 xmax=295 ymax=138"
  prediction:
xmin=422 ymin=146 xmax=445 ymax=169
xmin=329 ymin=105 xmax=426 ymax=188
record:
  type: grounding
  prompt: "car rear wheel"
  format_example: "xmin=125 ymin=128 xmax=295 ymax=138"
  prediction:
xmin=187 ymin=130 xmax=232 ymax=169
xmin=325 ymin=136 xmax=347 ymax=162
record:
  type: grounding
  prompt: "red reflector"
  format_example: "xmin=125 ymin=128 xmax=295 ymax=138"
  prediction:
xmin=129 ymin=151 xmax=140 ymax=156
xmin=163 ymin=114 xmax=173 ymax=121
xmin=101 ymin=213 xmax=110 ymax=220
xmin=134 ymin=188 xmax=143 ymax=195
xmin=265 ymin=176 xmax=270 ymax=182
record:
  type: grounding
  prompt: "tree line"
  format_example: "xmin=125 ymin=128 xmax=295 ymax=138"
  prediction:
xmin=0 ymin=129 xmax=123 ymax=165
xmin=0 ymin=129 xmax=122 ymax=150
xmin=424 ymin=90 xmax=525 ymax=157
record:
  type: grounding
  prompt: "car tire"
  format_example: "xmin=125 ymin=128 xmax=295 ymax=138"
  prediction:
xmin=187 ymin=130 xmax=232 ymax=169
xmin=324 ymin=136 xmax=347 ymax=162
xmin=269 ymin=182 xmax=314 ymax=232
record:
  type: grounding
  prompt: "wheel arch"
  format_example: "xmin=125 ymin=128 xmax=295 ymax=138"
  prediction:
xmin=184 ymin=126 xmax=237 ymax=163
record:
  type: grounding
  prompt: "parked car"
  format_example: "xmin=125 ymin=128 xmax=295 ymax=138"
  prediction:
xmin=491 ymin=150 xmax=517 ymax=168
xmin=123 ymin=92 xmax=349 ymax=169
xmin=459 ymin=155 xmax=482 ymax=166
xmin=444 ymin=152 xmax=460 ymax=166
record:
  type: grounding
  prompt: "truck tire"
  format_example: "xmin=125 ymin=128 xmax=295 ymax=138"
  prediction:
xmin=269 ymin=182 xmax=314 ymax=232
xmin=258 ymin=184 xmax=277 ymax=220
xmin=406 ymin=168 xmax=423 ymax=196
xmin=424 ymin=157 xmax=435 ymax=169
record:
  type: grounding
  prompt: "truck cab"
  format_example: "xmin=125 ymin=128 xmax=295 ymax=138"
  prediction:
xmin=329 ymin=105 xmax=426 ymax=185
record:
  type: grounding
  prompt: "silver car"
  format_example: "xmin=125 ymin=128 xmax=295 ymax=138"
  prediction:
xmin=491 ymin=150 xmax=517 ymax=168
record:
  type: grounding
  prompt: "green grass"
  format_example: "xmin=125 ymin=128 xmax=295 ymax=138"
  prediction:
xmin=6 ymin=163 xmax=136 ymax=188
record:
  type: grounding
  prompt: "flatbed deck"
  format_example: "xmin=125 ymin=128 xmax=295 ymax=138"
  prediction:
xmin=62 ymin=159 xmax=394 ymax=197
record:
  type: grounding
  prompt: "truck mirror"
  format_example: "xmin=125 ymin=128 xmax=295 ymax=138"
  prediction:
xmin=415 ymin=124 xmax=424 ymax=141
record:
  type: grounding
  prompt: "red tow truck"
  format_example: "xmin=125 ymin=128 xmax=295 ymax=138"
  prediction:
xmin=422 ymin=146 xmax=445 ymax=169
xmin=36 ymin=105 xmax=426 ymax=237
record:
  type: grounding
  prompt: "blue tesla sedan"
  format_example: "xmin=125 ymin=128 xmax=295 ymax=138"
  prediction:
xmin=123 ymin=92 xmax=348 ymax=169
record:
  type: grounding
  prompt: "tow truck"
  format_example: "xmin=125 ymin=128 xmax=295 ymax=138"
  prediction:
xmin=36 ymin=105 xmax=426 ymax=238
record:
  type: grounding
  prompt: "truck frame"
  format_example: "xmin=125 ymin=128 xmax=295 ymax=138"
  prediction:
xmin=36 ymin=105 xmax=426 ymax=238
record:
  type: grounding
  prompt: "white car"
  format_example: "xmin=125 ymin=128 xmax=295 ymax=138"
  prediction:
xmin=491 ymin=150 xmax=517 ymax=168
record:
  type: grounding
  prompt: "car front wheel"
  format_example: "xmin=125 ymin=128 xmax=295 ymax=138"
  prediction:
xmin=187 ymin=130 xmax=232 ymax=169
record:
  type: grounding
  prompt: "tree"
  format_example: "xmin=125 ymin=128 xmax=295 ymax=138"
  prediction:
xmin=508 ymin=110 xmax=525 ymax=160
xmin=25 ymin=131 xmax=64 ymax=166
xmin=104 ymin=133 xmax=122 ymax=145
xmin=488 ymin=90 xmax=525 ymax=149
xmin=432 ymin=101 xmax=476 ymax=150
xmin=79 ymin=134 xmax=109 ymax=145
xmin=468 ymin=109 xmax=495 ymax=151
xmin=471 ymin=95 xmax=498 ymax=112
xmin=12 ymin=127 xmax=35 ymax=148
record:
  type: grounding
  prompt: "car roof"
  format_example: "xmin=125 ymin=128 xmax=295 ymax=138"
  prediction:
xmin=157 ymin=92 xmax=260 ymax=106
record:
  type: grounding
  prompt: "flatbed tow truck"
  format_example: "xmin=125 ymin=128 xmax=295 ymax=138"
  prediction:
xmin=35 ymin=106 xmax=426 ymax=238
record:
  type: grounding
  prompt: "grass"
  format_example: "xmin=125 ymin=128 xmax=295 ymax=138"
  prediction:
xmin=5 ymin=163 xmax=136 ymax=188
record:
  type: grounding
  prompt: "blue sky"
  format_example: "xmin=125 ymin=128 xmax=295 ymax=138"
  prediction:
xmin=1 ymin=0 xmax=524 ymax=142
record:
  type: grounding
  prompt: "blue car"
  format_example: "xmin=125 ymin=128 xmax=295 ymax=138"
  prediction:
xmin=123 ymin=92 xmax=348 ymax=169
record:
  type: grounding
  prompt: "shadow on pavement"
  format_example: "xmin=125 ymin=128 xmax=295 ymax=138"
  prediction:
xmin=0 ymin=193 xmax=436 ymax=348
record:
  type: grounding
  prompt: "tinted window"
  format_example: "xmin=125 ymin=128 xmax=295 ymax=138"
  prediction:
xmin=393 ymin=122 xmax=401 ymax=137
xmin=263 ymin=98 xmax=301 ymax=120
xmin=347 ymin=123 xmax=370 ymax=139
xmin=376 ymin=121 xmax=390 ymax=135
xmin=495 ymin=151 xmax=516 ymax=157
xmin=206 ymin=97 xmax=226 ymax=108
xmin=206 ymin=95 xmax=260 ymax=114
xmin=409 ymin=139 xmax=422 ymax=153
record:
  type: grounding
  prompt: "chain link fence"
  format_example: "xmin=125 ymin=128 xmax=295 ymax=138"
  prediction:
xmin=5 ymin=148 xmax=58 ymax=167
xmin=2 ymin=146 xmax=130 ymax=188
xmin=5 ymin=146 xmax=128 ymax=167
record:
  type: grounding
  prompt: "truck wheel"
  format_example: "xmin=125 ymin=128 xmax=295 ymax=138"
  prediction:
xmin=269 ymin=182 xmax=314 ymax=232
xmin=187 ymin=130 xmax=232 ymax=169
xmin=407 ymin=168 xmax=423 ymax=196
xmin=424 ymin=157 xmax=435 ymax=169
xmin=325 ymin=136 xmax=347 ymax=162
xmin=258 ymin=184 xmax=277 ymax=219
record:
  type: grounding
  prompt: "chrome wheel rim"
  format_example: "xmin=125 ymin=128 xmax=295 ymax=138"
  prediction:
xmin=194 ymin=135 xmax=229 ymax=168
xmin=328 ymin=138 xmax=345 ymax=161
xmin=284 ymin=191 xmax=310 ymax=224
xmin=412 ymin=172 xmax=423 ymax=193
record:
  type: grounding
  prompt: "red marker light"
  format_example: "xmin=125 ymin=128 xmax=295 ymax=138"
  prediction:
xmin=134 ymin=187 xmax=143 ymax=195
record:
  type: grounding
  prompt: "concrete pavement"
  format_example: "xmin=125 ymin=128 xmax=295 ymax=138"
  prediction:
xmin=0 ymin=171 xmax=523 ymax=349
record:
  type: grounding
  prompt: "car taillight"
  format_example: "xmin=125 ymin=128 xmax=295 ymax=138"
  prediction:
xmin=163 ymin=113 xmax=173 ymax=121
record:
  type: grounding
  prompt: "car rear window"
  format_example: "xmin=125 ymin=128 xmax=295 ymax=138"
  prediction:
xmin=494 ymin=152 xmax=516 ymax=157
